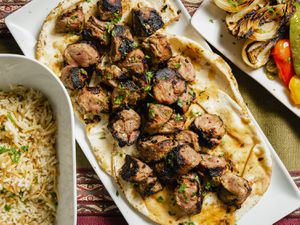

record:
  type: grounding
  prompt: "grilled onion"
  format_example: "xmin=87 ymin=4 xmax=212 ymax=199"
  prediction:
xmin=242 ymin=39 xmax=277 ymax=68
xmin=226 ymin=0 xmax=266 ymax=37
xmin=226 ymin=2 xmax=292 ymax=41
xmin=213 ymin=0 xmax=255 ymax=13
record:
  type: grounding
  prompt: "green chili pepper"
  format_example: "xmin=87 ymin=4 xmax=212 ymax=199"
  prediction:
xmin=290 ymin=11 xmax=300 ymax=76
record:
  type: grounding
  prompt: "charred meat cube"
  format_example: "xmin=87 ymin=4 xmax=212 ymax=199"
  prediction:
xmin=167 ymin=145 xmax=201 ymax=175
xmin=218 ymin=172 xmax=252 ymax=208
xmin=142 ymin=33 xmax=172 ymax=64
xmin=191 ymin=113 xmax=226 ymax=149
xmin=199 ymin=154 xmax=227 ymax=177
xmin=153 ymin=161 xmax=176 ymax=185
xmin=98 ymin=0 xmax=122 ymax=21
xmin=132 ymin=6 xmax=164 ymax=37
xmin=137 ymin=134 xmax=176 ymax=162
xmin=55 ymin=5 xmax=84 ymax=33
xmin=175 ymin=130 xmax=200 ymax=152
xmin=168 ymin=55 xmax=196 ymax=82
xmin=60 ymin=66 xmax=89 ymax=90
xmin=84 ymin=16 xmax=111 ymax=46
xmin=64 ymin=43 xmax=100 ymax=67
xmin=119 ymin=49 xmax=147 ymax=75
xmin=110 ymin=25 xmax=134 ymax=62
xmin=135 ymin=176 xmax=163 ymax=196
xmin=177 ymin=87 xmax=196 ymax=113
xmin=157 ymin=112 xmax=185 ymax=134
xmin=120 ymin=155 xmax=163 ymax=196
xmin=96 ymin=64 xmax=127 ymax=88
xmin=144 ymin=103 xmax=185 ymax=134
xmin=145 ymin=103 xmax=173 ymax=132
xmin=111 ymin=80 xmax=144 ymax=110
xmin=153 ymin=68 xmax=186 ymax=105
xmin=77 ymin=86 xmax=110 ymax=115
xmin=174 ymin=172 xmax=202 ymax=215
xmin=108 ymin=109 xmax=141 ymax=147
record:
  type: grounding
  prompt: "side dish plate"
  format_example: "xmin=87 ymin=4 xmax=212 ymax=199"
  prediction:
xmin=0 ymin=54 xmax=76 ymax=225
xmin=5 ymin=0 xmax=300 ymax=224
xmin=191 ymin=0 xmax=300 ymax=118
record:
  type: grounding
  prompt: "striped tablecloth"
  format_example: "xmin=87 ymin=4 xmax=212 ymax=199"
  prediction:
xmin=1 ymin=0 xmax=299 ymax=224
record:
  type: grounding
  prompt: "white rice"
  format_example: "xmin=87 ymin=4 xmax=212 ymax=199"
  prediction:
xmin=0 ymin=86 xmax=57 ymax=225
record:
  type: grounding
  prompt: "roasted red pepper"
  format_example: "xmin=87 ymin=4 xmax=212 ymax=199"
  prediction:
xmin=272 ymin=39 xmax=295 ymax=86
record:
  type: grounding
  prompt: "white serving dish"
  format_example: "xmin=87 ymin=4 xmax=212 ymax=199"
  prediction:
xmin=191 ymin=0 xmax=300 ymax=118
xmin=5 ymin=0 xmax=300 ymax=224
xmin=0 ymin=54 xmax=76 ymax=225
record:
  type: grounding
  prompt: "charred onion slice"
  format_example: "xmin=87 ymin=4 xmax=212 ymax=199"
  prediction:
xmin=242 ymin=38 xmax=277 ymax=68
xmin=213 ymin=0 xmax=254 ymax=13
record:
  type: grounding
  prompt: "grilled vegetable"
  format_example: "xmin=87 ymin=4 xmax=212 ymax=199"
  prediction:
xmin=289 ymin=76 xmax=300 ymax=104
xmin=242 ymin=39 xmax=278 ymax=69
xmin=213 ymin=0 xmax=254 ymax=13
xmin=290 ymin=11 xmax=300 ymax=76
xmin=272 ymin=39 xmax=295 ymax=86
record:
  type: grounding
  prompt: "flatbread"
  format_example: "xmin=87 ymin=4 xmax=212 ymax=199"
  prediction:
xmin=112 ymin=35 xmax=272 ymax=225
xmin=36 ymin=0 xmax=180 ymax=175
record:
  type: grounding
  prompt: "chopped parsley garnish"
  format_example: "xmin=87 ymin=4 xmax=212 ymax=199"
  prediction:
xmin=177 ymin=99 xmax=183 ymax=107
xmin=219 ymin=152 xmax=225 ymax=157
xmin=7 ymin=113 xmax=15 ymax=125
xmin=0 ymin=146 xmax=21 ymax=163
xmin=80 ymin=68 xmax=87 ymax=75
xmin=156 ymin=196 xmax=164 ymax=203
xmin=116 ymin=190 xmax=119 ymax=196
xmin=175 ymin=63 xmax=181 ymax=69
xmin=10 ymin=150 xmax=21 ymax=163
xmin=180 ymin=221 xmax=195 ymax=225
xmin=70 ymin=15 xmax=78 ymax=20
xmin=0 ymin=146 xmax=14 ymax=154
xmin=114 ymin=95 xmax=124 ymax=105
xmin=175 ymin=114 xmax=184 ymax=121
xmin=145 ymin=55 xmax=151 ymax=59
xmin=148 ymin=108 xmax=156 ymax=118
xmin=188 ymin=89 xmax=195 ymax=96
xmin=205 ymin=182 xmax=212 ymax=191
xmin=209 ymin=18 xmax=214 ymax=23
xmin=21 ymin=146 xmax=29 ymax=152
xmin=144 ymin=85 xmax=152 ymax=92
xmin=86 ymin=0 xmax=92 ymax=2
xmin=178 ymin=184 xmax=186 ymax=193
xmin=4 ymin=204 xmax=11 ymax=212
xmin=146 ymin=71 xmax=154 ymax=81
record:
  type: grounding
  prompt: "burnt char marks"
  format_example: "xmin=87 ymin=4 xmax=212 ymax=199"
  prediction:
xmin=98 ymin=0 xmax=122 ymax=21
xmin=108 ymin=109 xmax=141 ymax=147
xmin=218 ymin=172 xmax=252 ymax=208
xmin=84 ymin=16 xmax=111 ymax=46
xmin=199 ymin=154 xmax=228 ymax=177
xmin=132 ymin=6 xmax=164 ymax=37
xmin=166 ymin=145 xmax=201 ymax=176
xmin=137 ymin=134 xmax=176 ymax=162
xmin=191 ymin=113 xmax=226 ymax=149
xmin=142 ymin=33 xmax=172 ymax=64
xmin=120 ymin=155 xmax=163 ymax=196
xmin=61 ymin=66 xmax=89 ymax=90
xmin=110 ymin=25 xmax=134 ymax=62
xmin=176 ymin=130 xmax=200 ymax=152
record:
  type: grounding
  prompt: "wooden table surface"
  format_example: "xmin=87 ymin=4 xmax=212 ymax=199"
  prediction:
xmin=0 ymin=34 xmax=299 ymax=170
